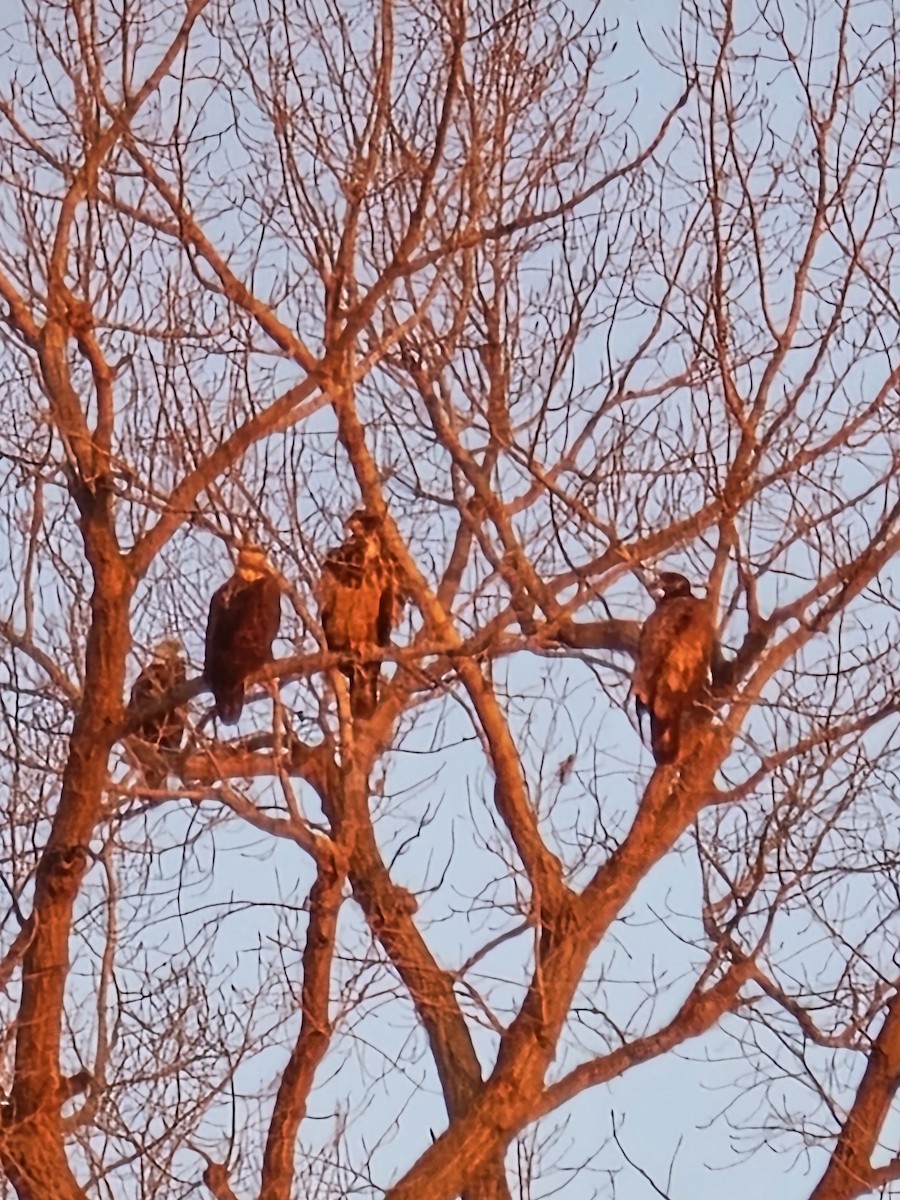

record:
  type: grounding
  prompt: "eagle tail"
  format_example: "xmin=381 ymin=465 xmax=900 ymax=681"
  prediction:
xmin=649 ymin=712 xmax=679 ymax=765
xmin=215 ymin=684 xmax=244 ymax=725
xmin=349 ymin=664 xmax=379 ymax=719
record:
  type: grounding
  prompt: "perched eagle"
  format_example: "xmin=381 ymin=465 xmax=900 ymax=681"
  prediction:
xmin=205 ymin=544 xmax=281 ymax=724
xmin=318 ymin=511 xmax=397 ymax=718
xmin=632 ymin=572 xmax=715 ymax=765
xmin=129 ymin=638 xmax=187 ymax=788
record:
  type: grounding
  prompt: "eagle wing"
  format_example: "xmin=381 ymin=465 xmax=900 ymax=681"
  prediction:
xmin=205 ymin=580 xmax=232 ymax=681
xmin=375 ymin=544 xmax=404 ymax=648
xmin=207 ymin=577 xmax=280 ymax=672
xmin=205 ymin=574 xmax=281 ymax=723
xmin=376 ymin=558 xmax=397 ymax=648
xmin=250 ymin=574 xmax=282 ymax=662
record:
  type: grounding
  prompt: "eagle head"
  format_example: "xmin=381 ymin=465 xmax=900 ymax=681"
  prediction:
xmin=346 ymin=510 xmax=381 ymax=540
xmin=236 ymin=543 xmax=274 ymax=580
xmin=152 ymin=637 xmax=184 ymax=663
xmin=651 ymin=572 xmax=695 ymax=601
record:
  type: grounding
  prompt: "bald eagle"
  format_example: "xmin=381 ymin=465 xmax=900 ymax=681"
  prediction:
xmin=130 ymin=639 xmax=187 ymax=788
xmin=205 ymin=544 xmax=281 ymax=724
xmin=632 ymin=572 xmax=715 ymax=765
xmin=318 ymin=511 xmax=397 ymax=718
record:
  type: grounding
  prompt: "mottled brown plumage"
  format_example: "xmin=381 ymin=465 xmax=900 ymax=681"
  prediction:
xmin=205 ymin=545 xmax=281 ymax=724
xmin=130 ymin=639 xmax=186 ymax=788
xmin=632 ymin=573 xmax=715 ymax=765
xmin=318 ymin=511 xmax=397 ymax=718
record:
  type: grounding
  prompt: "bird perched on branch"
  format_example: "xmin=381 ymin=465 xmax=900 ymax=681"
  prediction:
xmin=632 ymin=572 xmax=715 ymax=765
xmin=130 ymin=638 xmax=187 ymax=787
xmin=205 ymin=543 xmax=281 ymax=724
xmin=318 ymin=510 xmax=399 ymax=718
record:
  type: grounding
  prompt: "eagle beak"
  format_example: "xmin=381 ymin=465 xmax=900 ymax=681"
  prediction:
xmin=649 ymin=581 xmax=665 ymax=601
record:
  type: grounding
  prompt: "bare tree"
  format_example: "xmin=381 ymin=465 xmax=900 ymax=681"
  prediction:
xmin=2 ymin=0 xmax=900 ymax=1197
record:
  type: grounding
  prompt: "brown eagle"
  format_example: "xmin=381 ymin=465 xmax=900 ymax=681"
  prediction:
xmin=632 ymin=572 xmax=715 ymax=765
xmin=130 ymin=638 xmax=187 ymax=788
xmin=205 ymin=544 xmax=281 ymax=724
xmin=318 ymin=511 xmax=397 ymax=718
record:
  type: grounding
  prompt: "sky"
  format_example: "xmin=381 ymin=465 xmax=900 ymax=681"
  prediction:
xmin=3 ymin=0 xmax=900 ymax=1197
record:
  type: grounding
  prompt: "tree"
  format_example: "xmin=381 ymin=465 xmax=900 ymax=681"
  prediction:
xmin=1 ymin=0 xmax=900 ymax=1196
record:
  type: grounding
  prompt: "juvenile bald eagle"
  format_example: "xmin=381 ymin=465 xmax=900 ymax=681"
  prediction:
xmin=130 ymin=639 xmax=187 ymax=788
xmin=205 ymin=544 xmax=281 ymax=724
xmin=318 ymin=511 xmax=397 ymax=718
xmin=632 ymin=572 xmax=715 ymax=765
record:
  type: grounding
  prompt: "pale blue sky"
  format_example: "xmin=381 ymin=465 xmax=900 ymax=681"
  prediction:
xmin=2 ymin=1 xmax=900 ymax=1197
